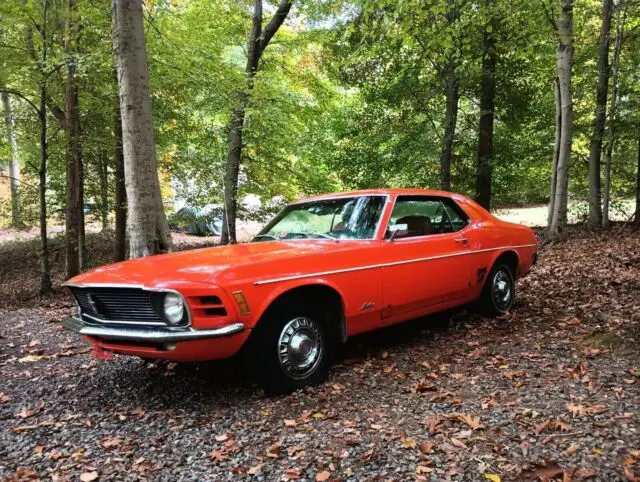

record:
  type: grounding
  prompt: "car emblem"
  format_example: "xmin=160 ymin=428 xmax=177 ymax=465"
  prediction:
xmin=86 ymin=294 xmax=98 ymax=313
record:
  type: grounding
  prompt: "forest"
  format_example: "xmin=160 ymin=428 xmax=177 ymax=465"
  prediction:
xmin=0 ymin=0 xmax=639 ymax=290
xmin=1 ymin=1 xmax=640 ymax=481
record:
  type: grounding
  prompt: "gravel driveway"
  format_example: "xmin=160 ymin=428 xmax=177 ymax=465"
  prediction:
xmin=1 ymin=229 xmax=639 ymax=481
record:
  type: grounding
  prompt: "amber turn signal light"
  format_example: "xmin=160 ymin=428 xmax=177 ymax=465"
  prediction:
xmin=232 ymin=291 xmax=251 ymax=314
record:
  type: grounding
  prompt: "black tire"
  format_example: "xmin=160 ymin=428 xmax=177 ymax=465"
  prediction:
xmin=478 ymin=263 xmax=515 ymax=316
xmin=248 ymin=298 xmax=335 ymax=394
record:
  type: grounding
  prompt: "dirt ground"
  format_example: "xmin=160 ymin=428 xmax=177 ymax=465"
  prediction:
xmin=1 ymin=226 xmax=639 ymax=481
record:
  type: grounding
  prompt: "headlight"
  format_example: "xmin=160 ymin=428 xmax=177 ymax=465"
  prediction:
xmin=163 ymin=293 xmax=185 ymax=324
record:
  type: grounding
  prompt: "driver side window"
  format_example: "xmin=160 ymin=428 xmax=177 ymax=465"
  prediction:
xmin=387 ymin=196 xmax=467 ymax=239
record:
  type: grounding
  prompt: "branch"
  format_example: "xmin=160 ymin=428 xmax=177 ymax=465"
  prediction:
xmin=541 ymin=1 xmax=558 ymax=31
xmin=0 ymin=174 xmax=38 ymax=191
xmin=45 ymin=92 xmax=66 ymax=124
xmin=0 ymin=88 xmax=40 ymax=114
xmin=258 ymin=0 xmax=292 ymax=57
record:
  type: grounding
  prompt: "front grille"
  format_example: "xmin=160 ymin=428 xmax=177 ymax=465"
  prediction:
xmin=70 ymin=287 xmax=168 ymax=325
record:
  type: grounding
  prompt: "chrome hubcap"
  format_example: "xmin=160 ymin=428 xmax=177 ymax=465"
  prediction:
xmin=278 ymin=317 xmax=323 ymax=379
xmin=492 ymin=269 xmax=512 ymax=311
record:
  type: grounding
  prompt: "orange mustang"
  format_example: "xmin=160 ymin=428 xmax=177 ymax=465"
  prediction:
xmin=62 ymin=189 xmax=537 ymax=392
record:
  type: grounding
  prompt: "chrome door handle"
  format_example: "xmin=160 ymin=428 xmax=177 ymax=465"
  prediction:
xmin=455 ymin=238 xmax=468 ymax=245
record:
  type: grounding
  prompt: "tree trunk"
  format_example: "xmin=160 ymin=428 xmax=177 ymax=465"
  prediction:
xmin=64 ymin=54 xmax=82 ymax=278
xmin=440 ymin=60 xmax=459 ymax=192
xmin=635 ymin=133 xmax=640 ymax=227
xmin=474 ymin=3 xmax=497 ymax=211
xmin=39 ymin=86 xmax=52 ymax=295
xmin=2 ymin=91 xmax=21 ymax=227
xmin=603 ymin=0 xmax=624 ymax=229
xmin=220 ymin=0 xmax=292 ymax=244
xmin=221 ymin=103 xmax=245 ymax=245
xmin=587 ymin=0 xmax=613 ymax=229
xmin=98 ymin=155 xmax=109 ymax=229
xmin=549 ymin=0 xmax=574 ymax=242
xmin=439 ymin=0 xmax=459 ymax=192
xmin=78 ymin=146 xmax=85 ymax=269
xmin=548 ymin=78 xmax=561 ymax=227
xmin=113 ymin=73 xmax=127 ymax=261
xmin=111 ymin=0 xmax=170 ymax=258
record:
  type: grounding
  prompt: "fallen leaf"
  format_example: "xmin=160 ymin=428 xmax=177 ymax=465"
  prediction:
xmin=419 ymin=441 xmax=434 ymax=454
xmin=18 ymin=354 xmax=47 ymax=363
xmin=624 ymin=466 xmax=639 ymax=482
xmin=484 ymin=473 xmax=501 ymax=482
xmin=100 ymin=438 xmax=122 ymax=450
xmin=0 ymin=393 xmax=9 ymax=404
xmin=215 ymin=433 xmax=228 ymax=442
xmin=316 ymin=470 xmax=330 ymax=481
xmin=424 ymin=415 xmax=442 ymax=434
xmin=80 ymin=471 xmax=99 ymax=482
xmin=574 ymin=467 xmax=596 ymax=479
xmin=284 ymin=419 xmax=296 ymax=427
xmin=416 ymin=465 xmax=433 ymax=474
xmin=451 ymin=437 xmax=467 ymax=449
xmin=521 ymin=460 xmax=563 ymax=480
xmin=453 ymin=413 xmax=483 ymax=430
xmin=209 ymin=450 xmax=226 ymax=463
xmin=267 ymin=441 xmax=282 ymax=458
xmin=247 ymin=464 xmax=263 ymax=475
xmin=549 ymin=419 xmax=571 ymax=432
xmin=285 ymin=467 xmax=302 ymax=480
xmin=401 ymin=437 xmax=417 ymax=449
xmin=567 ymin=444 xmax=579 ymax=456
xmin=535 ymin=420 xmax=549 ymax=434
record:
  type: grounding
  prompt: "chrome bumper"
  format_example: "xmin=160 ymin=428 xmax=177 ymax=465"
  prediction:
xmin=61 ymin=316 xmax=245 ymax=343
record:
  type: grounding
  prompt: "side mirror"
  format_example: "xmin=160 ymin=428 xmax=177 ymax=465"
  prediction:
xmin=387 ymin=223 xmax=408 ymax=242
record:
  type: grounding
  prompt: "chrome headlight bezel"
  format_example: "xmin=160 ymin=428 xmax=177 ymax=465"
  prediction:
xmin=163 ymin=292 xmax=185 ymax=325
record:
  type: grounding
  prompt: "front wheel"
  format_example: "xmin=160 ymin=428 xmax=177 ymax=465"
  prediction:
xmin=478 ymin=263 xmax=515 ymax=316
xmin=249 ymin=301 xmax=334 ymax=393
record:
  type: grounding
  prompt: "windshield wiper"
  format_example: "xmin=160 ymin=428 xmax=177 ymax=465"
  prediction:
xmin=253 ymin=234 xmax=279 ymax=241
xmin=311 ymin=233 xmax=339 ymax=240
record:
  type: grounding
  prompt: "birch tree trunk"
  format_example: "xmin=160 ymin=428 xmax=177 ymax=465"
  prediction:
xmin=587 ymin=0 xmax=613 ymax=229
xmin=111 ymin=0 xmax=170 ymax=258
xmin=603 ymin=0 xmax=624 ymax=228
xmin=549 ymin=0 xmax=574 ymax=242
xmin=474 ymin=1 xmax=497 ymax=211
xmin=221 ymin=0 xmax=292 ymax=244
xmin=2 ymin=91 xmax=21 ymax=227
xmin=548 ymin=79 xmax=561 ymax=227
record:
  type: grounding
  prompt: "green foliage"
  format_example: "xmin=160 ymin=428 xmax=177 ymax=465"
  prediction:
xmin=1 ymin=0 xmax=639 ymax=228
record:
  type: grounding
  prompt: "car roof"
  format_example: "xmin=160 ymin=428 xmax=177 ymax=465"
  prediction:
xmin=293 ymin=188 xmax=459 ymax=204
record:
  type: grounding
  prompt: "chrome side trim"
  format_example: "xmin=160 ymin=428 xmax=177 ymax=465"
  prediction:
xmin=61 ymin=316 xmax=244 ymax=343
xmin=253 ymin=244 xmax=537 ymax=286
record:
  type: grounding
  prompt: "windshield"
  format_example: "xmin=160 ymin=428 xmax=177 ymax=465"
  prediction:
xmin=255 ymin=196 xmax=386 ymax=241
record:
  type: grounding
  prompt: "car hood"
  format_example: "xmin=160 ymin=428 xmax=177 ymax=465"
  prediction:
xmin=66 ymin=240 xmax=357 ymax=288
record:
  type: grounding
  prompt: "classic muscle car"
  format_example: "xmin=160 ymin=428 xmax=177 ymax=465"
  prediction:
xmin=62 ymin=189 xmax=537 ymax=392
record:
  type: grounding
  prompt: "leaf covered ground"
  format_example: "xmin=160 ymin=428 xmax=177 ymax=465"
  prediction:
xmin=1 ymin=227 xmax=639 ymax=481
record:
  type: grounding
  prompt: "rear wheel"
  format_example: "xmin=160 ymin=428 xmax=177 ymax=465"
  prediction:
xmin=478 ymin=263 xmax=515 ymax=316
xmin=249 ymin=299 xmax=334 ymax=393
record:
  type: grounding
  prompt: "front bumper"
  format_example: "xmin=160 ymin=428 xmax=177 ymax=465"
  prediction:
xmin=61 ymin=316 xmax=245 ymax=343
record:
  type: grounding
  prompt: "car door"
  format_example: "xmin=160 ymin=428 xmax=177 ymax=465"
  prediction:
xmin=380 ymin=195 xmax=474 ymax=322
